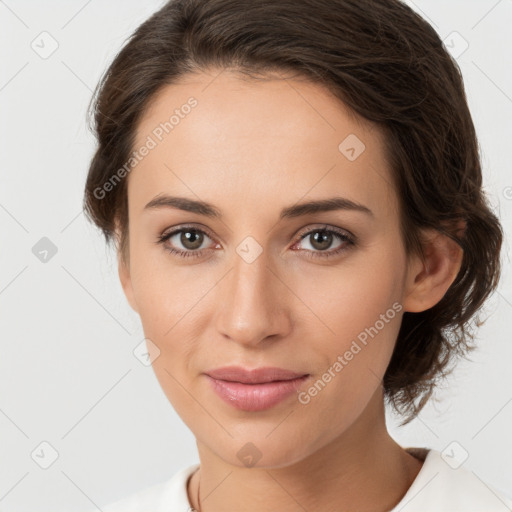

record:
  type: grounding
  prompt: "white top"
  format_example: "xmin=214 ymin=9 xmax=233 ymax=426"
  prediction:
xmin=92 ymin=447 xmax=512 ymax=512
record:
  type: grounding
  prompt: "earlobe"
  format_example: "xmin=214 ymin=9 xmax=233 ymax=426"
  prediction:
xmin=402 ymin=229 xmax=464 ymax=313
xmin=118 ymin=253 xmax=139 ymax=314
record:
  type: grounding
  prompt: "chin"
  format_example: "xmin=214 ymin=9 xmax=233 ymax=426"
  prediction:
xmin=202 ymin=427 xmax=320 ymax=470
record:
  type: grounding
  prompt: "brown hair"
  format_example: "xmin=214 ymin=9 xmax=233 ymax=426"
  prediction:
xmin=83 ymin=0 xmax=503 ymax=425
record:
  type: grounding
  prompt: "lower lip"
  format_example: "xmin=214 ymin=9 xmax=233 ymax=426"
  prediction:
xmin=205 ymin=375 xmax=310 ymax=412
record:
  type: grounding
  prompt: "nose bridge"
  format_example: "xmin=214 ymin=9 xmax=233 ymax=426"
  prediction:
xmin=215 ymin=239 xmax=289 ymax=345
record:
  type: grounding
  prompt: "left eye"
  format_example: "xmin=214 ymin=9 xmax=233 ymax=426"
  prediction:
xmin=293 ymin=228 xmax=353 ymax=255
xmin=289 ymin=226 xmax=355 ymax=260
xmin=156 ymin=225 xmax=355 ymax=260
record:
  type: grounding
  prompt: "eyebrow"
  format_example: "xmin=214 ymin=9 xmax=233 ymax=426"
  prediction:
xmin=143 ymin=194 xmax=374 ymax=219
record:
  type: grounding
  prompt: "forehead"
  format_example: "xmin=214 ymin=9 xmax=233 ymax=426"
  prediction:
xmin=130 ymin=70 xmax=397 ymax=220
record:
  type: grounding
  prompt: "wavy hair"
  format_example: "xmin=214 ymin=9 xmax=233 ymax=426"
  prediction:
xmin=83 ymin=0 xmax=503 ymax=425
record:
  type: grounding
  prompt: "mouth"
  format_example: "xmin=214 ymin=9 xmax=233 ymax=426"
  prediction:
xmin=205 ymin=366 xmax=309 ymax=384
xmin=204 ymin=366 xmax=311 ymax=411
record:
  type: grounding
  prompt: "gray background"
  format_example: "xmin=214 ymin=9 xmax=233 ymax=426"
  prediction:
xmin=1 ymin=0 xmax=511 ymax=510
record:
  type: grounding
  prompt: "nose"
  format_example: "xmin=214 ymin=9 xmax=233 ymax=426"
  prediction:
xmin=214 ymin=245 xmax=292 ymax=348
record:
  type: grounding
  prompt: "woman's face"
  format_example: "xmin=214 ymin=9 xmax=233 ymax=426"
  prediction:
xmin=120 ymin=70 xmax=415 ymax=467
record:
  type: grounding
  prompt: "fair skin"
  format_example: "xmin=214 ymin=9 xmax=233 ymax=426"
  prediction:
xmin=117 ymin=69 xmax=463 ymax=512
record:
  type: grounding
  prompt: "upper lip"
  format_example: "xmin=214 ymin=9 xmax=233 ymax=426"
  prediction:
xmin=205 ymin=366 xmax=309 ymax=384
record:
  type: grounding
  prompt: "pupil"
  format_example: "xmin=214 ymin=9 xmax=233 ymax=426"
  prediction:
xmin=312 ymin=231 xmax=332 ymax=250
xmin=182 ymin=230 xmax=203 ymax=250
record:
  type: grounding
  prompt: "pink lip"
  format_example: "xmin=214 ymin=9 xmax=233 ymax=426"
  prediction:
xmin=204 ymin=366 xmax=310 ymax=411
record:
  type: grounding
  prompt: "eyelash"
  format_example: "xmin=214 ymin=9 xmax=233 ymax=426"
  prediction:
xmin=155 ymin=224 xmax=356 ymax=260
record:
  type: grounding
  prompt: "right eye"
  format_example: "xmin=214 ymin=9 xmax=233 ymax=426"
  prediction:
xmin=156 ymin=225 xmax=217 ymax=259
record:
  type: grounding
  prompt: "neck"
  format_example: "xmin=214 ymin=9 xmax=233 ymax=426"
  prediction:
xmin=187 ymin=390 xmax=423 ymax=512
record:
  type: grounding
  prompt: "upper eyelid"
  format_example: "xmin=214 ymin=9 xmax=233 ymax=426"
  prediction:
xmin=296 ymin=224 xmax=353 ymax=239
xmin=162 ymin=224 xmax=216 ymax=242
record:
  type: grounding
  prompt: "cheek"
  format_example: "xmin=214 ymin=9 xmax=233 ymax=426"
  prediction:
xmin=129 ymin=262 xmax=205 ymax=425
xmin=292 ymin=244 xmax=405 ymax=344
xmin=294 ymin=297 xmax=402 ymax=442
xmin=128 ymin=243 xmax=210 ymax=337
xmin=289 ymin=245 xmax=405 ymax=405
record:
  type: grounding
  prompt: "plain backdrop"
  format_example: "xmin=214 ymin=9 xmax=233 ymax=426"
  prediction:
xmin=0 ymin=1 xmax=511 ymax=510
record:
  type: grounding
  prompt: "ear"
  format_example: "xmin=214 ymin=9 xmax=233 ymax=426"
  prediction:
xmin=402 ymin=226 xmax=464 ymax=313
xmin=117 ymin=253 xmax=139 ymax=313
xmin=114 ymin=221 xmax=139 ymax=314
xmin=118 ymin=251 xmax=139 ymax=314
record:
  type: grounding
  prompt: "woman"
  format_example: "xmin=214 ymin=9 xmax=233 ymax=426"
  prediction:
xmin=83 ymin=0 xmax=511 ymax=510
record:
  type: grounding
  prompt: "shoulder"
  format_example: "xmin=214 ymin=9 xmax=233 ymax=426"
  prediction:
xmin=83 ymin=463 xmax=199 ymax=512
xmin=392 ymin=447 xmax=512 ymax=512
